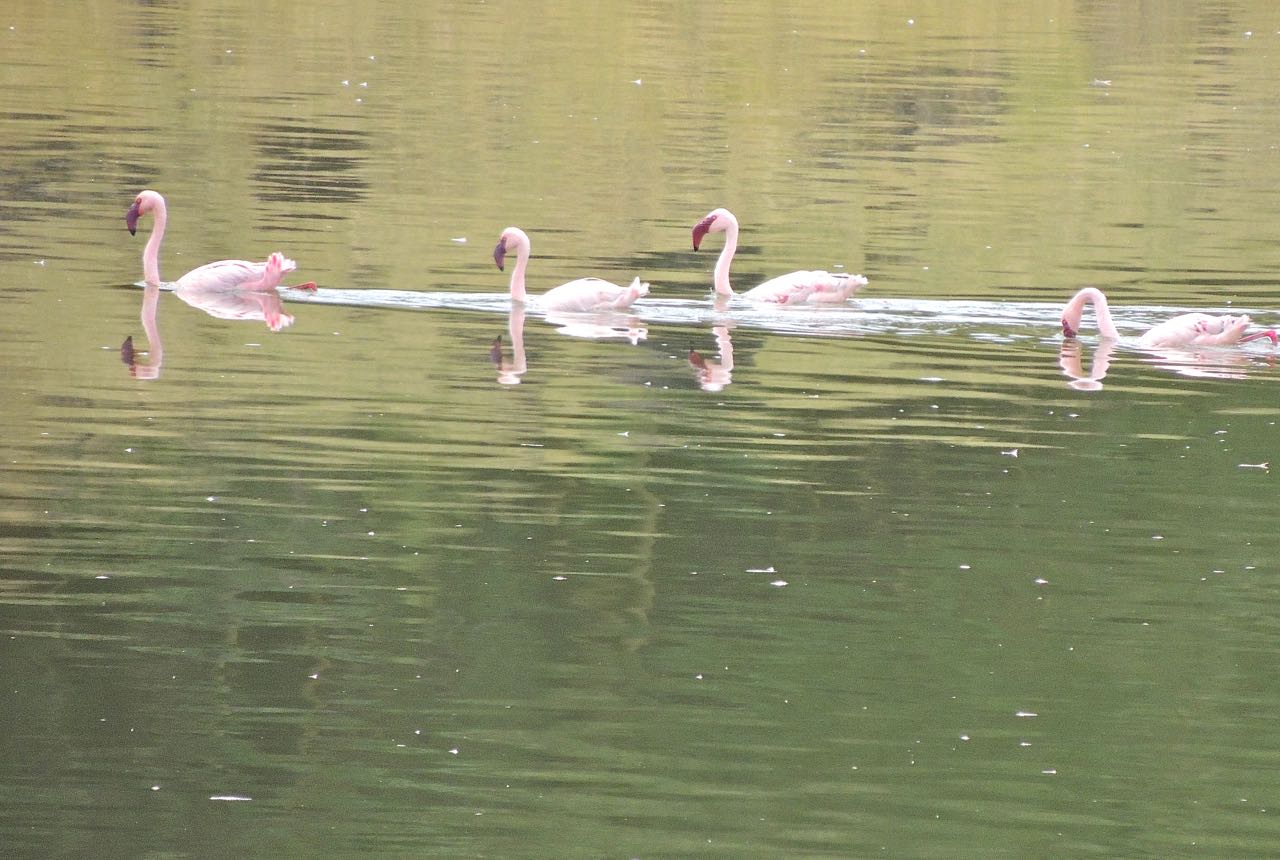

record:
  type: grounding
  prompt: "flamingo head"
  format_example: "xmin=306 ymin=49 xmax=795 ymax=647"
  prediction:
xmin=126 ymin=190 xmax=163 ymax=236
xmin=493 ymin=227 xmax=528 ymax=272
xmin=692 ymin=208 xmax=734 ymax=250
xmin=1061 ymin=316 xmax=1078 ymax=338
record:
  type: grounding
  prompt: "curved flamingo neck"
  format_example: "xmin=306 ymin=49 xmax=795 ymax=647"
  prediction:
xmin=713 ymin=213 xmax=739 ymax=297
xmin=508 ymin=233 xmax=531 ymax=303
xmin=142 ymin=195 xmax=167 ymax=286
xmin=1064 ymin=287 xmax=1120 ymax=339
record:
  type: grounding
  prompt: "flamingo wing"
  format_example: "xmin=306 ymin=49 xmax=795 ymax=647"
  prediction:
xmin=541 ymin=277 xmax=649 ymax=312
xmin=742 ymin=270 xmax=867 ymax=305
xmin=1139 ymin=313 xmax=1219 ymax=348
xmin=174 ymin=253 xmax=297 ymax=292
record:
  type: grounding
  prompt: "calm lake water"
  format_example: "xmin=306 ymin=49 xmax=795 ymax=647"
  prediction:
xmin=5 ymin=1 xmax=1280 ymax=857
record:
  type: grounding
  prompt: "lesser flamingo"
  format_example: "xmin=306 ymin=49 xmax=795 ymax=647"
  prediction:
xmin=1061 ymin=287 xmax=1277 ymax=348
xmin=493 ymin=226 xmax=648 ymax=312
xmin=691 ymin=207 xmax=868 ymax=305
xmin=126 ymin=190 xmax=315 ymax=326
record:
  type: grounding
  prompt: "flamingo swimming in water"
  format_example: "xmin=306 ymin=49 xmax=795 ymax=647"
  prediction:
xmin=1061 ymin=287 xmax=1278 ymax=348
xmin=691 ymin=207 xmax=868 ymax=305
xmin=493 ymin=226 xmax=649 ymax=312
xmin=125 ymin=190 xmax=315 ymax=328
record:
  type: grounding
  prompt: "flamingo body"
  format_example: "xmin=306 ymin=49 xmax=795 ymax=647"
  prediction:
xmin=125 ymin=190 xmax=315 ymax=330
xmin=493 ymin=227 xmax=648 ymax=312
xmin=1061 ymin=287 xmax=1277 ymax=348
xmin=173 ymin=253 xmax=299 ymax=293
xmin=691 ymin=207 xmax=868 ymax=304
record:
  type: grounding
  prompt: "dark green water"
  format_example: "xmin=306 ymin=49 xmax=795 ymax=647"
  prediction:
xmin=4 ymin=2 xmax=1280 ymax=856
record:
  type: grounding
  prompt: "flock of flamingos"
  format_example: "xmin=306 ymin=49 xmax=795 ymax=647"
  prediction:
xmin=122 ymin=188 xmax=1279 ymax=380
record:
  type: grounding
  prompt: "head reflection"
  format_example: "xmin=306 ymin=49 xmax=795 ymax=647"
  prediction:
xmin=1058 ymin=338 xmax=1113 ymax=391
xmin=491 ymin=305 xmax=529 ymax=385
xmin=123 ymin=283 xmax=164 ymax=380
xmin=688 ymin=324 xmax=735 ymax=392
xmin=489 ymin=306 xmax=647 ymax=385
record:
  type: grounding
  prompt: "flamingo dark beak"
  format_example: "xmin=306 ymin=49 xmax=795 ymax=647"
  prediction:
xmin=493 ymin=239 xmax=507 ymax=271
xmin=692 ymin=214 xmax=715 ymax=251
xmin=126 ymin=201 xmax=141 ymax=236
xmin=1062 ymin=319 xmax=1078 ymax=338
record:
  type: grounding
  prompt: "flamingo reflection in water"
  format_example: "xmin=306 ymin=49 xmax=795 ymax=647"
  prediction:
xmin=1058 ymin=339 xmax=1114 ymax=391
xmin=489 ymin=305 xmax=647 ymax=385
xmin=687 ymin=325 xmax=735 ymax=392
xmin=174 ymin=281 xmax=303 ymax=332
xmin=121 ymin=282 xmax=164 ymax=380
xmin=1059 ymin=324 xmax=1275 ymax=389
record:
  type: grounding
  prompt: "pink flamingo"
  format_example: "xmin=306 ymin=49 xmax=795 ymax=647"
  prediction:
xmin=125 ymin=190 xmax=315 ymax=326
xmin=1061 ymin=287 xmax=1278 ymax=348
xmin=493 ymin=226 xmax=649 ymax=312
xmin=691 ymin=208 xmax=868 ymax=305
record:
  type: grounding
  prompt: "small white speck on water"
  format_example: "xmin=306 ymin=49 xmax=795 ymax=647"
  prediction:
xmin=552 ymin=575 xmax=567 ymax=581
xmin=1016 ymin=710 xmax=1038 ymax=718
xmin=770 ymin=580 xmax=788 ymax=587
